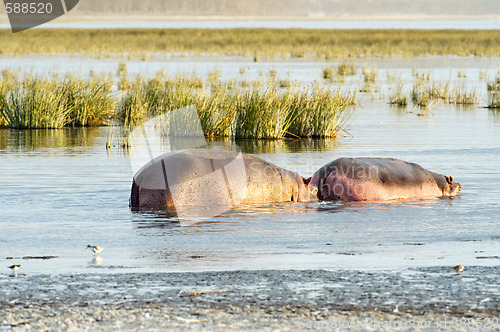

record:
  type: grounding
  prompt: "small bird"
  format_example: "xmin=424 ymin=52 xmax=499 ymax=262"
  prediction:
xmin=86 ymin=245 xmax=104 ymax=254
xmin=8 ymin=264 xmax=21 ymax=271
xmin=452 ymin=264 xmax=464 ymax=274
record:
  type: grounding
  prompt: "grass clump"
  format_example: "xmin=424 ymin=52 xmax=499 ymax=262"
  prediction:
xmin=289 ymin=86 xmax=356 ymax=138
xmin=450 ymin=86 xmax=479 ymax=105
xmin=117 ymin=76 xmax=356 ymax=139
xmin=65 ymin=77 xmax=116 ymax=126
xmin=235 ymin=87 xmax=297 ymax=139
xmin=337 ymin=62 xmax=357 ymax=76
xmin=322 ymin=67 xmax=335 ymax=80
xmin=0 ymin=76 xmax=117 ymax=129
xmin=487 ymin=76 xmax=500 ymax=108
xmin=0 ymin=79 xmax=70 ymax=129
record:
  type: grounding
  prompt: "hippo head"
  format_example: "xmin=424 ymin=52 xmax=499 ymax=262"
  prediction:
xmin=444 ymin=176 xmax=462 ymax=196
xmin=297 ymin=177 xmax=319 ymax=202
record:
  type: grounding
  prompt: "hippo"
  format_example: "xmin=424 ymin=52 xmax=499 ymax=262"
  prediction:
xmin=310 ymin=157 xmax=461 ymax=201
xmin=130 ymin=149 xmax=317 ymax=211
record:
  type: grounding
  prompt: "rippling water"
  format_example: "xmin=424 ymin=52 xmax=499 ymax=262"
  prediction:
xmin=1 ymin=89 xmax=499 ymax=274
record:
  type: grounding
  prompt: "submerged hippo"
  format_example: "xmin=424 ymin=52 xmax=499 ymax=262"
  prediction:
xmin=130 ymin=149 xmax=317 ymax=210
xmin=311 ymin=157 xmax=461 ymax=201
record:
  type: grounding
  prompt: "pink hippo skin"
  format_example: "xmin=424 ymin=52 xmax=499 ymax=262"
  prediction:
xmin=310 ymin=157 xmax=461 ymax=201
xmin=130 ymin=149 xmax=318 ymax=210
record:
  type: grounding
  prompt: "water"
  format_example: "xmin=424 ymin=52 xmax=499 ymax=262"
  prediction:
xmin=1 ymin=87 xmax=499 ymax=274
xmin=1 ymin=19 xmax=499 ymax=30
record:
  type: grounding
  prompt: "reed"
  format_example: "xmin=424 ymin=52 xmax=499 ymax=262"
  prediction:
xmin=487 ymin=76 xmax=500 ymax=108
xmin=388 ymin=81 xmax=408 ymax=106
xmin=411 ymin=80 xmax=432 ymax=107
xmin=411 ymin=80 xmax=454 ymax=107
xmin=196 ymin=85 xmax=237 ymax=137
xmin=450 ymin=86 xmax=479 ymax=105
xmin=116 ymin=75 xmax=356 ymax=139
xmin=1 ymin=29 xmax=498 ymax=59
xmin=322 ymin=67 xmax=334 ymax=79
xmin=362 ymin=66 xmax=378 ymax=83
xmin=288 ymin=86 xmax=356 ymax=138
xmin=0 ymin=79 xmax=71 ymax=129
xmin=337 ymin=62 xmax=357 ymax=76
xmin=64 ymin=77 xmax=117 ymax=126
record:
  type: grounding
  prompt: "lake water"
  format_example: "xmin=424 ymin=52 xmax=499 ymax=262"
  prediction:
xmin=1 ymin=19 xmax=499 ymax=30
xmin=1 ymin=56 xmax=499 ymax=275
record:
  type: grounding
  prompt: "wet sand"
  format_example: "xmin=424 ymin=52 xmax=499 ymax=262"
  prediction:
xmin=2 ymin=268 xmax=500 ymax=331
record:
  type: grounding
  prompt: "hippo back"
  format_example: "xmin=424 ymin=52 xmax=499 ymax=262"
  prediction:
xmin=312 ymin=157 xmax=461 ymax=201
xmin=131 ymin=149 xmax=316 ymax=210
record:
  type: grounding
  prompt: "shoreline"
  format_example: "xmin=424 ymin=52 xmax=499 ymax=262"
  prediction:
xmin=2 ymin=268 xmax=500 ymax=330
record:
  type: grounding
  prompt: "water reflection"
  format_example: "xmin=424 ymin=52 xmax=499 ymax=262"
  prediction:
xmin=235 ymin=138 xmax=340 ymax=154
xmin=130 ymin=198 xmax=451 ymax=233
xmin=0 ymin=128 xmax=100 ymax=153
xmin=489 ymin=109 xmax=500 ymax=122
xmin=109 ymin=132 xmax=341 ymax=156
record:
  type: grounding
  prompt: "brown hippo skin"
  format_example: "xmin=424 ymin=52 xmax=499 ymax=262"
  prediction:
xmin=310 ymin=157 xmax=461 ymax=201
xmin=130 ymin=149 xmax=317 ymax=209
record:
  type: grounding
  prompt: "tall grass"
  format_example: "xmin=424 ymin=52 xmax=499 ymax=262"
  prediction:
xmin=410 ymin=79 xmax=479 ymax=107
xmin=234 ymin=88 xmax=297 ymax=139
xmin=1 ymin=29 xmax=498 ymax=59
xmin=65 ymin=77 xmax=117 ymax=126
xmin=389 ymin=81 xmax=408 ymax=106
xmin=487 ymin=76 xmax=500 ymax=108
xmin=117 ymin=76 xmax=356 ymax=139
xmin=0 ymin=76 xmax=117 ymax=129
xmin=288 ymin=86 xmax=356 ymax=138
xmin=0 ymin=80 xmax=70 ymax=129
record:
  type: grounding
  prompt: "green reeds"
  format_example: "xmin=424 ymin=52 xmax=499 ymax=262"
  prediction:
xmin=0 ymin=76 xmax=117 ymax=129
xmin=0 ymin=79 xmax=70 ymax=129
xmin=117 ymin=76 xmax=356 ymax=139
xmin=2 ymin=29 xmax=498 ymax=59
xmin=65 ymin=77 xmax=116 ymax=126
xmin=196 ymin=86 xmax=236 ymax=137
xmin=450 ymin=86 xmax=479 ymax=105
xmin=487 ymin=76 xmax=500 ymax=108
xmin=234 ymin=87 xmax=297 ymax=139
xmin=389 ymin=81 xmax=408 ymax=106
xmin=337 ymin=62 xmax=357 ymax=76
xmin=289 ymin=87 xmax=356 ymax=138
xmin=402 ymin=75 xmax=479 ymax=108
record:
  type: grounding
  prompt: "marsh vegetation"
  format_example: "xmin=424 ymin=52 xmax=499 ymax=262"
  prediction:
xmin=0 ymin=29 xmax=498 ymax=60
xmin=0 ymin=70 xmax=355 ymax=139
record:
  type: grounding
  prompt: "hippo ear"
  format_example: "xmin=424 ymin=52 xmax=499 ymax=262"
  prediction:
xmin=446 ymin=176 xmax=453 ymax=184
xmin=303 ymin=177 xmax=312 ymax=186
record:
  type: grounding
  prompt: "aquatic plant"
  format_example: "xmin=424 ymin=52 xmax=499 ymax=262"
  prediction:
xmin=0 ymin=79 xmax=71 ymax=129
xmin=322 ymin=67 xmax=334 ymax=80
xmin=234 ymin=87 xmax=295 ymax=139
xmin=388 ymin=80 xmax=408 ymax=106
xmin=487 ymin=76 xmax=500 ymax=108
xmin=1 ymin=29 xmax=498 ymax=60
xmin=64 ymin=77 xmax=116 ymax=126
xmin=362 ymin=66 xmax=378 ymax=83
xmin=411 ymin=81 xmax=432 ymax=107
xmin=288 ymin=86 xmax=356 ymax=138
xmin=411 ymin=80 xmax=454 ymax=107
xmin=337 ymin=62 xmax=357 ymax=76
xmin=450 ymin=86 xmax=479 ymax=105
xmin=115 ymin=74 xmax=356 ymax=139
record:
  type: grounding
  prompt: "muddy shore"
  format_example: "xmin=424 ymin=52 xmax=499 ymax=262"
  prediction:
xmin=2 ymin=267 xmax=500 ymax=331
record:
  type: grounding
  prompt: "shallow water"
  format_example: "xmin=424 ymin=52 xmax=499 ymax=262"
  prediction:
xmin=1 ymin=19 xmax=499 ymax=30
xmin=1 ymin=87 xmax=499 ymax=274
